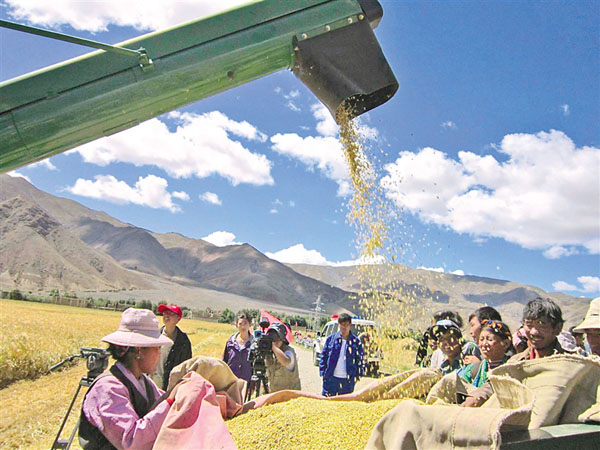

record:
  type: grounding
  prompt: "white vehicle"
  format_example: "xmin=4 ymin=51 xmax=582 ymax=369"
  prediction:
xmin=312 ymin=317 xmax=382 ymax=376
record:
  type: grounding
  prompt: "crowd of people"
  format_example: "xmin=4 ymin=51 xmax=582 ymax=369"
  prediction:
xmin=77 ymin=296 xmax=599 ymax=449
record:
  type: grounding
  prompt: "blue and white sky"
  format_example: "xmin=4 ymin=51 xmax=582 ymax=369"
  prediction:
xmin=1 ymin=1 xmax=599 ymax=297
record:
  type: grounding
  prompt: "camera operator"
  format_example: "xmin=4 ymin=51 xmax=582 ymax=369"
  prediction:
xmin=265 ymin=323 xmax=301 ymax=392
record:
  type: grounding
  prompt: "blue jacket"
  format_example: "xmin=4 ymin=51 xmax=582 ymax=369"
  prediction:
xmin=319 ymin=331 xmax=365 ymax=382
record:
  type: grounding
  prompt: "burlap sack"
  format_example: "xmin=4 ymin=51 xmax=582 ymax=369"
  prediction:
xmin=330 ymin=368 xmax=442 ymax=403
xmin=366 ymin=397 xmax=532 ymax=450
xmin=488 ymin=353 xmax=600 ymax=427
xmin=167 ymin=356 xmax=247 ymax=417
xmin=366 ymin=354 xmax=600 ymax=449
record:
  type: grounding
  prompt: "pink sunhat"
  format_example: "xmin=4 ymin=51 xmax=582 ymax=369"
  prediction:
xmin=102 ymin=308 xmax=173 ymax=348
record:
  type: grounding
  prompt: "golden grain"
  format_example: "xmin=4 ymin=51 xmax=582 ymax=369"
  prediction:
xmin=228 ymin=397 xmax=402 ymax=449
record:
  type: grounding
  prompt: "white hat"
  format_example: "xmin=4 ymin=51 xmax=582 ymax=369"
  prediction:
xmin=573 ymin=297 xmax=600 ymax=333
xmin=102 ymin=308 xmax=173 ymax=347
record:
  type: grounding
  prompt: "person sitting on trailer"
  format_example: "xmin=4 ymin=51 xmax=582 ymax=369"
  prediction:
xmin=457 ymin=320 xmax=515 ymax=390
xmin=79 ymin=308 xmax=181 ymax=450
xmin=572 ymin=297 xmax=600 ymax=356
xmin=461 ymin=297 xmax=574 ymax=407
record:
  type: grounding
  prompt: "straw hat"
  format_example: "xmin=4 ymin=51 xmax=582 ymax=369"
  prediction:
xmin=573 ymin=297 xmax=600 ymax=332
xmin=102 ymin=308 xmax=173 ymax=347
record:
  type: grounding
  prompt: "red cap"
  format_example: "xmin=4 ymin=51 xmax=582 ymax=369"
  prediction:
xmin=158 ymin=304 xmax=182 ymax=318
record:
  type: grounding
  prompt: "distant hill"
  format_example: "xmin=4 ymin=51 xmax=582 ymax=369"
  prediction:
xmin=0 ymin=174 xmax=591 ymax=327
xmin=286 ymin=263 xmax=593 ymax=330
xmin=0 ymin=175 xmax=355 ymax=313
xmin=0 ymin=196 xmax=154 ymax=291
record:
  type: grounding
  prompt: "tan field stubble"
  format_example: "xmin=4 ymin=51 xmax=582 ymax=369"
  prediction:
xmin=0 ymin=299 xmax=233 ymax=449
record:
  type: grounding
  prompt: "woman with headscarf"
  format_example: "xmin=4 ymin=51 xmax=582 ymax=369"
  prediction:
xmin=458 ymin=320 xmax=514 ymax=389
xmin=79 ymin=308 xmax=180 ymax=450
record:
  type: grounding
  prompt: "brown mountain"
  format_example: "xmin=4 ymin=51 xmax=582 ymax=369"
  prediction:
xmin=0 ymin=174 xmax=354 ymax=312
xmin=0 ymin=174 xmax=590 ymax=326
xmin=0 ymin=196 xmax=154 ymax=291
xmin=286 ymin=263 xmax=592 ymax=330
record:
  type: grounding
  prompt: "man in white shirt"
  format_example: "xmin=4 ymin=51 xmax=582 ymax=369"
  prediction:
xmin=319 ymin=313 xmax=365 ymax=396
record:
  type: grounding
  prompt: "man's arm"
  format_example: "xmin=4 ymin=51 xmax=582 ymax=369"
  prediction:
xmin=319 ymin=335 xmax=331 ymax=376
xmin=356 ymin=337 xmax=365 ymax=378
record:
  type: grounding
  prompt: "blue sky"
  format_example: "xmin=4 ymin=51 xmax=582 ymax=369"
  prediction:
xmin=1 ymin=0 xmax=599 ymax=297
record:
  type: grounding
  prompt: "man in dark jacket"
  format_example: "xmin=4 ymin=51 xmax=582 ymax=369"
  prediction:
xmin=319 ymin=313 xmax=365 ymax=396
xmin=151 ymin=304 xmax=192 ymax=390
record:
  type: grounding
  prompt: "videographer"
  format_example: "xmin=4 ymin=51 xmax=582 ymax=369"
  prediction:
xmin=265 ymin=323 xmax=301 ymax=392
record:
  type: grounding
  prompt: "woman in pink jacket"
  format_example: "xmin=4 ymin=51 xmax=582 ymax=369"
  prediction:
xmin=79 ymin=308 xmax=180 ymax=450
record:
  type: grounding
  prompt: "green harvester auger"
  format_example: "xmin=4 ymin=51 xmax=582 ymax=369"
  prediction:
xmin=0 ymin=0 xmax=398 ymax=173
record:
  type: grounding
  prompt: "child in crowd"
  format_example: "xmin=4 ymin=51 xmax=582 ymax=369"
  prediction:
xmin=431 ymin=320 xmax=466 ymax=375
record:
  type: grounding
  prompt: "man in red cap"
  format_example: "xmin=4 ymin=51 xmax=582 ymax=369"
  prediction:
xmin=151 ymin=304 xmax=192 ymax=389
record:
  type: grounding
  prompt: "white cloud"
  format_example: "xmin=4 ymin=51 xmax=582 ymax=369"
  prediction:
xmin=451 ymin=269 xmax=465 ymax=276
xmin=289 ymin=200 xmax=296 ymax=207
xmin=543 ymin=245 xmax=579 ymax=259
xmin=199 ymin=192 xmax=222 ymax=205
xmin=28 ymin=159 xmax=57 ymax=171
xmin=288 ymin=90 xmax=300 ymax=99
xmin=273 ymin=199 xmax=283 ymax=205
xmin=67 ymin=174 xmax=183 ymax=212
xmin=171 ymin=191 xmax=189 ymax=201
xmin=381 ymin=130 xmax=600 ymax=256
xmin=441 ymin=121 xmax=457 ymax=130
xmin=418 ymin=266 xmax=445 ymax=273
xmin=553 ymin=276 xmax=600 ymax=294
xmin=553 ymin=281 xmax=577 ymax=291
xmin=270 ymin=133 xmax=349 ymax=195
xmin=269 ymin=208 xmax=278 ymax=214
xmin=578 ymin=276 xmax=600 ymax=293
xmin=266 ymin=244 xmax=384 ymax=267
xmin=312 ymin=104 xmax=339 ymax=137
xmin=561 ymin=104 xmax=570 ymax=116
xmin=7 ymin=171 xmax=31 ymax=182
xmin=202 ymin=231 xmax=241 ymax=246
xmin=73 ymin=111 xmax=273 ymax=186
xmin=286 ymin=101 xmax=301 ymax=112
xmin=266 ymin=244 xmax=329 ymax=265
xmin=5 ymin=0 xmax=249 ymax=32
xmin=270 ymin=103 xmax=378 ymax=197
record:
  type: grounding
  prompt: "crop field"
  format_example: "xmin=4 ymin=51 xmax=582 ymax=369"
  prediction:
xmin=0 ymin=299 xmax=416 ymax=449
xmin=0 ymin=299 xmax=234 ymax=449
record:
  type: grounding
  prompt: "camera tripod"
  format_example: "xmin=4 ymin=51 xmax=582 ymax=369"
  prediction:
xmin=245 ymin=366 xmax=270 ymax=402
xmin=51 ymin=348 xmax=108 ymax=450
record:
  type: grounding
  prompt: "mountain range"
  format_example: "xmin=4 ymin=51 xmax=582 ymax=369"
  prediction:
xmin=0 ymin=174 xmax=592 ymax=328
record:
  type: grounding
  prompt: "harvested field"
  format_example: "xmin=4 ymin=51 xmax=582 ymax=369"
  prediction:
xmin=0 ymin=299 xmax=234 ymax=449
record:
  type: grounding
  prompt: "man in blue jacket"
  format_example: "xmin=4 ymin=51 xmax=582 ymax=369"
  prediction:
xmin=319 ymin=313 xmax=365 ymax=396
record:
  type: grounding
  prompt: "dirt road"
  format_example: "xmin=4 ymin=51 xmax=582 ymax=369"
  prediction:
xmin=294 ymin=345 xmax=377 ymax=394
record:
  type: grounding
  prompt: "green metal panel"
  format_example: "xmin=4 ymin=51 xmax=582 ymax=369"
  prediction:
xmin=0 ymin=0 xmax=392 ymax=173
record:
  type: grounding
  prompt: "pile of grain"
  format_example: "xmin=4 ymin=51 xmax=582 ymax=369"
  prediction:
xmin=227 ymin=397 xmax=401 ymax=449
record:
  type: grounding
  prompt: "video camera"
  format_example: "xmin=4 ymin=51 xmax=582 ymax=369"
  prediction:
xmin=50 ymin=347 xmax=109 ymax=449
xmin=247 ymin=317 xmax=273 ymax=371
